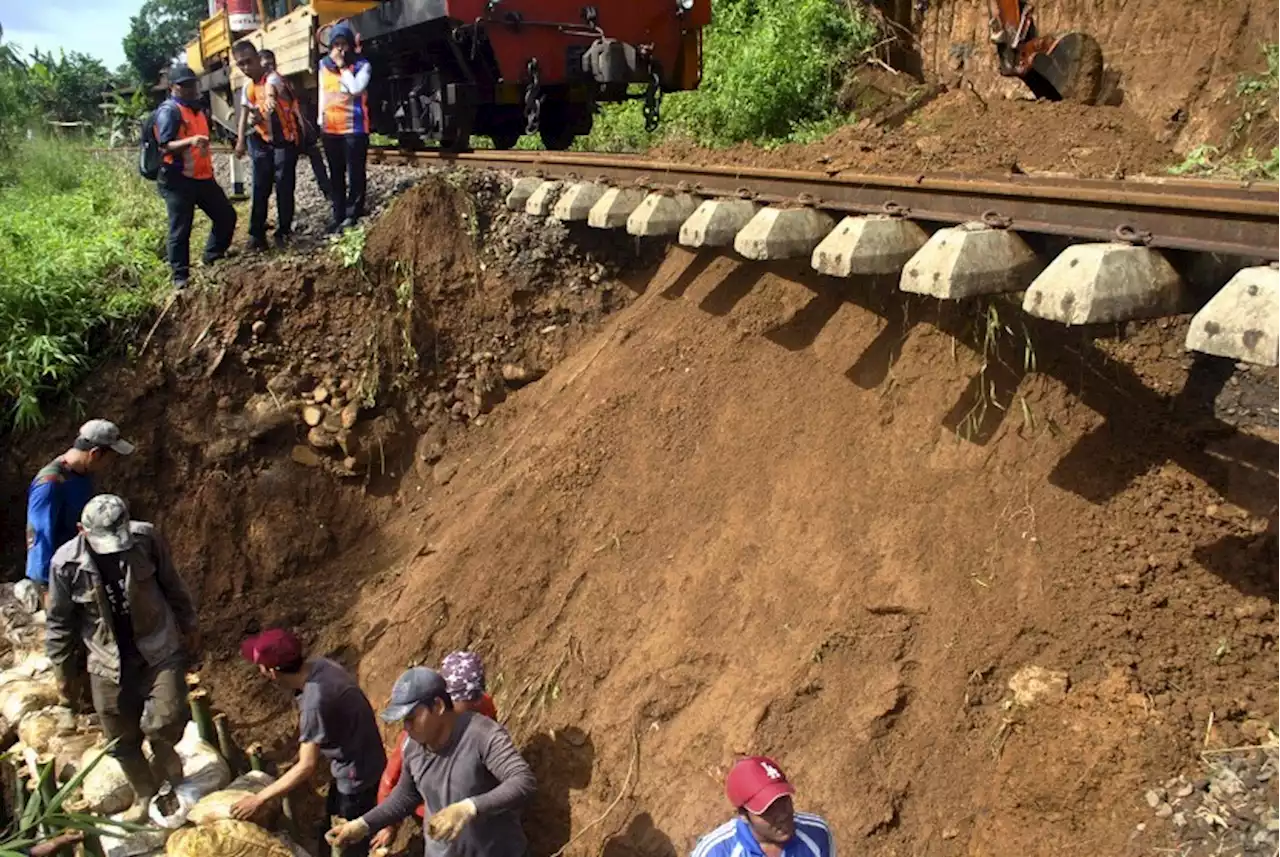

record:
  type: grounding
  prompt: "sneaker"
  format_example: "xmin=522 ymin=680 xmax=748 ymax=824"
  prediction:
xmin=247 ymin=237 xmax=269 ymax=252
xmin=340 ymin=217 xmax=357 ymax=230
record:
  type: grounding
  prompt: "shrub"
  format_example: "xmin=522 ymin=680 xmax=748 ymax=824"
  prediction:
xmin=0 ymin=141 xmax=167 ymax=430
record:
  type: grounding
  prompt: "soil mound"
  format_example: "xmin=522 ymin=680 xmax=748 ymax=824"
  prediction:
xmin=655 ymin=89 xmax=1178 ymax=178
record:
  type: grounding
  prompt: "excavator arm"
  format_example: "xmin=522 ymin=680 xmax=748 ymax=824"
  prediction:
xmin=985 ymin=0 xmax=1104 ymax=103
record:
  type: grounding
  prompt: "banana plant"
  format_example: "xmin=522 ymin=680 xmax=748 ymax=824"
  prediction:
xmin=0 ymin=740 xmax=151 ymax=856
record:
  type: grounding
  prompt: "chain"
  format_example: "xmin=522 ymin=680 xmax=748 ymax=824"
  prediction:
xmin=642 ymin=69 xmax=662 ymax=133
xmin=524 ymin=59 xmax=543 ymax=134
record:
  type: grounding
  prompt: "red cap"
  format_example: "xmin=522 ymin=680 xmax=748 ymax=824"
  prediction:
xmin=240 ymin=628 xmax=303 ymax=669
xmin=725 ymin=756 xmax=796 ymax=814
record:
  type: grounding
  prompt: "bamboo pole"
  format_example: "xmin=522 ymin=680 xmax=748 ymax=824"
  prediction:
xmin=188 ymin=688 xmax=217 ymax=748
xmin=247 ymin=743 xmax=265 ymax=773
xmin=214 ymin=713 xmax=246 ymax=775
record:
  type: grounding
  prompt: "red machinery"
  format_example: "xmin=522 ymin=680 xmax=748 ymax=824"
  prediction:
xmin=346 ymin=0 xmax=711 ymax=150
xmin=987 ymin=0 xmax=1103 ymax=103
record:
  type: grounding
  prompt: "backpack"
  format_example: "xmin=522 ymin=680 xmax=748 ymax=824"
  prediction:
xmin=138 ymin=109 xmax=163 ymax=181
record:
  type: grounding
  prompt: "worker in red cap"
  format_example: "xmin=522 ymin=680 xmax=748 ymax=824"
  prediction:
xmin=232 ymin=628 xmax=387 ymax=857
xmin=691 ymin=757 xmax=834 ymax=857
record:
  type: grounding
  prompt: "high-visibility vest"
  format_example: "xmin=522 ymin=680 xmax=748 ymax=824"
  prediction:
xmin=319 ymin=58 xmax=370 ymax=136
xmin=245 ymin=72 xmax=300 ymax=144
xmin=161 ymin=101 xmax=215 ymax=180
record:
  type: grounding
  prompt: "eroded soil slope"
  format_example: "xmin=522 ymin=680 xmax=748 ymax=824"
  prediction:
xmin=3 ymin=175 xmax=1276 ymax=857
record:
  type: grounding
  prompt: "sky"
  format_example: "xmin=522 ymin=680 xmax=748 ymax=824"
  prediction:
xmin=0 ymin=0 xmax=140 ymax=69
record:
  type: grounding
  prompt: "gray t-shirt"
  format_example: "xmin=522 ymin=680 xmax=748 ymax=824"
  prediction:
xmin=297 ymin=658 xmax=387 ymax=794
xmin=362 ymin=711 xmax=536 ymax=857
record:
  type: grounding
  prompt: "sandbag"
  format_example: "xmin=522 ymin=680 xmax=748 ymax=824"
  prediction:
xmin=49 ymin=729 xmax=103 ymax=781
xmin=166 ymin=819 xmax=295 ymax=857
xmin=80 ymin=743 xmax=134 ymax=815
xmin=5 ymin=624 xmax=45 ymax=664
xmin=187 ymin=770 xmax=276 ymax=826
xmin=148 ymin=723 xmax=231 ymax=829
xmin=0 ymin=677 xmax=60 ymax=726
xmin=102 ymin=827 xmax=169 ymax=857
xmin=17 ymin=704 xmax=76 ymax=754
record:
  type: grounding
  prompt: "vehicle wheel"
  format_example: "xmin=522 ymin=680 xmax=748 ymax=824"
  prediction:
xmin=488 ymin=131 xmax=521 ymax=150
xmin=539 ymin=124 xmax=576 ymax=151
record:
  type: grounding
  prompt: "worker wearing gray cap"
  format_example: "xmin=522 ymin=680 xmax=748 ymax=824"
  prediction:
xmin=327 ymin=666 xmax=537 ymax=857
xmin=24 ymin=419 xmax=135 ymax=601
xmin=45 ymin=494 xmax=200 ymax=824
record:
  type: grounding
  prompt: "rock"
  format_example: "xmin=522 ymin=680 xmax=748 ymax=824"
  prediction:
xmin=1146 ymin=789 xmax=1164 ymax=808
xmin=267 ymin=370 xmax=297 ymax=395
xmin=1175 ymin=782 xmax=1195 ymax=799
xmin=341 ymin=404 xmax=359 ymax=429
xmin=251 ymin=320 xmax=267 ymax=336
xmin=307 ymin=427 xmax=335 ymax=449
xmin=312 ymin=385 xmax=330 ymax=404
xmin=216 ymin=395 xmax=233 ymax=411
xmin=433 ymin=460 xmax=458 ymax=485
xmin=416 ymin=426 xmax=447 ymax=466
xmin=342 ymin=456 xmax=359 ymax=472
xmin=1171 ymin=811 xmax=1186 ymax=827
xmin=1154 ymin=802 xmax=1173 ymax=818
xmin=1007 ymin=665 xmax=1069 ymax=707
xmin=330 ymin=395 xmax=346 ymax=409
xmin=302 ymin=405 xmax=325 ymax=427
xmin=501 ymin=363 xmax=544 ymax=388
xmin=941 ymin=828 xmax=958 ymax=840
xmin=290 ymin=445 xmax=323 ymax=467
xmin=322 ymin=408 xmax=344 ymax=432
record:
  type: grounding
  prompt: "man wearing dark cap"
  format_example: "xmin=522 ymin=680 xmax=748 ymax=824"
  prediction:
xmin=327 ymin=666 xmax=536 ymax=857
xmin=691 ymin=757 xmax=834 ymax=857
xmin=154 ymin=64 xmax=237 ymax=288
xmin=234 ymin=629 xmax=386 ymax=856
xmin=45 ymin=495 xmax=200 ymax=824
xmin=25 ymin=420 xmax=135 ymax=601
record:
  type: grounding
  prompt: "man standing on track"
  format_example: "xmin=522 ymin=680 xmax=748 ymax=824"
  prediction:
xmin=317 ymin=22 xmax=371 ymax=232
xmin=233 ymin=629 xmax=387 ymax=857
xmin=154 ymin=64 xmax=237 ymax=288
xmin=234 ymin=40 xmax=301 ymax=250
xmin=45 ymin=495 xmax=201 ymax=824
xmin=258 ymin=49 xmax=332 ymax=201
xmin=25 ymin=420 xmax=135 ymax=605
xmin=691 ymin=757 xmax=835 ymax=857
xmin=327 ymin=666 xmax=535 ymax=857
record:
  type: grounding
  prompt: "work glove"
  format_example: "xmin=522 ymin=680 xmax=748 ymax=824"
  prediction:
xmin=428 ymin=799 xmax=477 ymax=842
xmin=326 ymin=817 xmax=371 ymax=847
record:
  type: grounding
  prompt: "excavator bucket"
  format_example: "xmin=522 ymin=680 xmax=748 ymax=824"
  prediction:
xmin=1026 ymin=31 xmax=1104 ymax=103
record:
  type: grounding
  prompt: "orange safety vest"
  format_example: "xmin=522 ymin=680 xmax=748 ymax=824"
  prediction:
xmin=319 ymin=59 xmax=370 ymax=136
xmin=161 ymin=102 xmax=215 ymax=180
xmin=245 ymin=72 xmax=300 ymax=144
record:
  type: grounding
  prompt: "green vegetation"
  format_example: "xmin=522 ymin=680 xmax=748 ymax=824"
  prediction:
xmin=0 ymin=142 xmax=168 ymax=430
xmin=123 ymin=0 xmax=206 ymax=86
xmin=579 ymin=0 xmax=878 ymax=151
xmin=1169 ymin=43 xmax=1279 ymax=180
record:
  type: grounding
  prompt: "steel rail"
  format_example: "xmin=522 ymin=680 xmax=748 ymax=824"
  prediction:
xmin=370 ymin=149 xmax=1279 ymax=260
xmin=99 ymin=144 xmax=1279 ymax=259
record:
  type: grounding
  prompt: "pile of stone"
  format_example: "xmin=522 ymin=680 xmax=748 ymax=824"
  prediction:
xmin=1140 ymin=744 xmax=1279 ymax=855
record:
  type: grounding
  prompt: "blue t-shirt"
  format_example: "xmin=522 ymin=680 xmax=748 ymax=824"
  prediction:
xmin=25 ymin=458 xmax=92 ymax=586
xmin=692 ymin=814 xmax=835 ymax=857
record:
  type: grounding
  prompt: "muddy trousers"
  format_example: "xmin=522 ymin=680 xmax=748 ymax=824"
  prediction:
xmin=323 ymin=783 xmax=378 ymax=857
xmin=248 ymin=137 xmax=299 ymax=242
xmin=322 ymin=133 xmax=368 ymax=226
xmin=89 ymin=657 xmax=189 ymax=799
xmin=157 ymin=175 xmax=237 ymax=284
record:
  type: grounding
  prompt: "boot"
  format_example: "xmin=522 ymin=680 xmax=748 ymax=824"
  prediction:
xmin=149 ymin=739 xmax=185 ymax=790
xmin=117 ymin=754 xmax=158 ymax=824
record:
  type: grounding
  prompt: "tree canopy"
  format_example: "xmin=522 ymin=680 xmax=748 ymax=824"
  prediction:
xmin=123 ymin=0 xmax=206 ymax=85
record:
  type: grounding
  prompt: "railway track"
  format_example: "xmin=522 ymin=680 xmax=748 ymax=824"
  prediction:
xmin=95 ymin=145 xmax=1280 ymax=365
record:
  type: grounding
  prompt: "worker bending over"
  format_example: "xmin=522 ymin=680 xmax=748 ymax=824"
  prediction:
xmin=372 ymin=651 xmax=500 ymax=850
xmin=45 ymin=495 xmax=201 ymax=823
xmin=693 ymin=757 xmax=835 ymax=857
xmin=317 ymin=23 xmax=371 ymax=232
xmin=25 ymin=420 xmax=135 ymax=605
xmin=234 ymin=629 xmax=387 ymax=857
xmin=234 ymin=40 xmax=301 ymax=250
xmin=328 ymin=666 xmax=535 ymax=856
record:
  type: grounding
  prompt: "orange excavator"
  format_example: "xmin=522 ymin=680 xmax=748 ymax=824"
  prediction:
xmin=987 ymin=0 xmax=1104 ymax=103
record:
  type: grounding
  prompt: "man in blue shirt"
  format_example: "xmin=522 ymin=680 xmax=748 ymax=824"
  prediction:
xmin=692 ymin=757 xmax=835 ymax=857
xmin=25 ymin=419 xmax=135 ymax=596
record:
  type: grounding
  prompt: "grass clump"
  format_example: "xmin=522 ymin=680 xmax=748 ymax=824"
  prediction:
xmin=0 ymin=141 xmax=168 ymax=430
